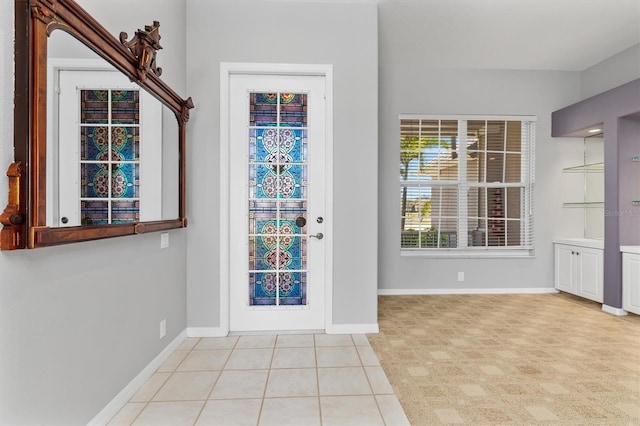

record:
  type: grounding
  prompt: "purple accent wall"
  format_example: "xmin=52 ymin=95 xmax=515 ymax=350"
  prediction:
xmin=552 ymin=79 xmax=640 ymax=309
xmin=618 ymin=115 xmax=640 ymax=246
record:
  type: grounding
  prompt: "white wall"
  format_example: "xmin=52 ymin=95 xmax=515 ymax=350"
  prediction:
xmin=185 ymin=0 xmax=379 ymax=329
xmin=378 ymin=5 xmax=583 ymax=292
xmin=0 ymin=1 xmax=188 ymax=424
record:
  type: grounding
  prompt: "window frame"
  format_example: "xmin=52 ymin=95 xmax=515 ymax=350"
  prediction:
xmin=399 ymin=114 xmax=536 ymax=258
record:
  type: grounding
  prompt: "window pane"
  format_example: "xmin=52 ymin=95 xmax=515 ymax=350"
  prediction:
xmin=80 ymin=126 xmax=108 ymax=160
xmin=250 ymin=93 xmax=278 ymax=126
xmin=467 ymin=120 xmax=485 ymax=152
xmin=111 ymin=200 xmax=139 ymax=223
xmin=428 ymin=186 xmax=458 ymax=248
xmin=111 ymin=90 xmax=139 ymax=125
xmin=81 ymin=164 xmax=108 ymax=198
xmin=486 ymin=121 xmax=506 ymax=152
xmin=81 ymin=200 xmax=108 ymax=225
xmin=506 ymin=220 xmax=522 ymax=246
xmin=81 ymin=90 xmax=108 ymax=124
xmin=400 ymin=119 xmax=424 ymax=181
xmin=468 ymin=219 xmax=487 ymax=247
xmin=505 ymin=153 xmax=521 ymax=182
xmin=505 ymin=121 xmax=522 ymax=152
xmin=506 ymin=187 xmax=522 ymax=219
xmin=279 ymin=94 xmax=307 ymax=127
xmin=486 ymin=152 xmax=505 ymax=183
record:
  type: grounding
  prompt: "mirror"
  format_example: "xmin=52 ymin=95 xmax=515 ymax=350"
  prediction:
xmin=1 ymin=0 xmax=193 ymax=249
xmin=47 ymin=31 xmax=180 ymax=227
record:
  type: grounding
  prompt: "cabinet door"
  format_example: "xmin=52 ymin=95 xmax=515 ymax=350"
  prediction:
xmin=623 ymin=253 xmax=640 ymax=314
xmin=576 ymin=247 xmax=603 ymax=303
xmin=555 ymin=244 xmax=577 ymax=294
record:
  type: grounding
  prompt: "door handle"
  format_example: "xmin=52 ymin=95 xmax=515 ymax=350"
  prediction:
xmin=310 ymin=232 xmax=324 ymax=240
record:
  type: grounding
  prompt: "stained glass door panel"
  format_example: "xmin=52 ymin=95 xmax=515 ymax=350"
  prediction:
xmin=229 ymin=73 xmax=326 ymax=332
xmin=79 ymin=89 xmax=141 ymax=225
xmin=248 ymin=93 xmax=308 ymax=306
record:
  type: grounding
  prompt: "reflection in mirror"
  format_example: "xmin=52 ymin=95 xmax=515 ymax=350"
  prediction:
xmin=2 ymin=0 xmax=192 ymax=250
xmin=47 ymin=30 xmax=179 ymax=228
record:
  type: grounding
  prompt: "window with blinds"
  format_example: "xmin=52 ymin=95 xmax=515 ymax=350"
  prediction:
xmin=400 ymin=115 xmax=536 ymax=255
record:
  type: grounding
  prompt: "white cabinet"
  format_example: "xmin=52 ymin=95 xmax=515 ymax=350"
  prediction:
xmin=554 ymin=242 xmax=603 ymax=303
xmin=622 ymin=250 xmax=640 ymax=314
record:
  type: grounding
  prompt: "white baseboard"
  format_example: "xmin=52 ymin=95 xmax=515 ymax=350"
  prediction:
xmin=88 ymin=329 xmax=187 ymax=425
xmin=378 ymin=288 xmax=559 ymax=295
xmin=188 ymin=325 xmax=380 ymax=335
xmin=327 ymin=323 xmax=379 ymax=334
xmin=187 ymin=327 xmax=229 ymax=337
xmin=602 ymin=304 xmax=628 ymax=316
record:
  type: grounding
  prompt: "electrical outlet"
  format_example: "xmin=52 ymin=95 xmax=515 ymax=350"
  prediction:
xmin=457 ymin=271 xmax=464 ymax=282
xmin=160 ymin=319 xmax=166 ymax=339
xmin=160 ymin=233 xmax=169 ymax=249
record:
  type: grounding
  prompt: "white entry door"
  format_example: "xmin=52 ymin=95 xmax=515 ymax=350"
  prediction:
xmin=228 ymin=73 xmax=327 ymax=332
xmin=55 ymin=69 xmax=162 ymax=227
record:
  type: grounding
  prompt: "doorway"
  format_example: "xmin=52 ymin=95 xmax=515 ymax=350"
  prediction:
xmin=220 ymin=64 xmax=333 ymax=333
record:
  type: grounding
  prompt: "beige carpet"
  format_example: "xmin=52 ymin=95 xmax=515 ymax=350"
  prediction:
xmin=368 ymin=293 xmax=640 ymax=425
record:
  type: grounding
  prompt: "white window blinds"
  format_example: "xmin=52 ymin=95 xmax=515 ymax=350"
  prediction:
xmin=400 ymin=115 xmax=536 ymax=254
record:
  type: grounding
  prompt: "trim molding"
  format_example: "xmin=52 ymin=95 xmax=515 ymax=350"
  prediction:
xmin=88 ymin=329 xmax=187 ymax=425
xmin=602 ymin=304 xmax=628 ymax=316
xmin=327 ymin=323 xmax=379 ymax=334
xmin=187 ymin=327 xmax=229 ymax=337
xmin=378 ymin=288 xmax=559 ymax=295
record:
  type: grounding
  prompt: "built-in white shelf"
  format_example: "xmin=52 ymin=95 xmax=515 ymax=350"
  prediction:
xmin=562 ymin=202 xmax=605 ymax=208
xmin=562 ymin=162 xmax=604 ymax=172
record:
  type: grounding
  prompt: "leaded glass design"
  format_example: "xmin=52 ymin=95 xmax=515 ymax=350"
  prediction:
xmin=79 ymin=89 xmax=140 ymax=225
xmin=248 ymin=93 xmax=308 ymax=306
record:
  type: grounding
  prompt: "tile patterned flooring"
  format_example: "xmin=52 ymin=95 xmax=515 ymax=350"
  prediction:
xmin=369 ymin=293 xmax=640 ymax=425
xmin=108 ymin=334 xmax=409 ymax=425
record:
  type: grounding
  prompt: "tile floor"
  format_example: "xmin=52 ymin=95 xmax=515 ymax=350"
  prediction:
xmin=108 ymin=334 xmax=409 ymax=425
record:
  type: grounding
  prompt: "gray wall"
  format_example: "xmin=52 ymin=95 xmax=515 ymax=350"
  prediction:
xmin=581 ymin=43 xmax=640 ymax=99
xmin=185 ymin=0 xmax=379 ymax=328
xmin=0 ymin=1 xmax=188 ymax=424
xmin=378 ymin=5 xmax=583 ymax=292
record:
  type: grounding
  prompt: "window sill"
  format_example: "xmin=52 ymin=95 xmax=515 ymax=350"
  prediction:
xmin=401 ymin=248 xmax=535 ymax=259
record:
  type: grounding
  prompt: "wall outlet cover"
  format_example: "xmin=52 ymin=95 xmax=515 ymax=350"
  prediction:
xmin=160 ymin=319 xmax=167 ymax=339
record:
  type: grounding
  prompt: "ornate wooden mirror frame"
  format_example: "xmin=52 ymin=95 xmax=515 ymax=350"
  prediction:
xmin=1 ymin=0 xmax=193 ymax=250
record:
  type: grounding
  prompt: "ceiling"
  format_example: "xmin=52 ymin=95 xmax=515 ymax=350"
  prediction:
xmin=377 ymin=0 xmax=640 ymax=70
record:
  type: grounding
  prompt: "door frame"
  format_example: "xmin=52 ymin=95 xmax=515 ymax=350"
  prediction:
xmin=219 ymin=62 xmax=334 ymax=334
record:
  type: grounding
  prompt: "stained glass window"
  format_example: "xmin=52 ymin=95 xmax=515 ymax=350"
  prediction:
xmin=79 ymin=89 xmax=140 ymax=225
xmin=248 ymin=93 xmax=308 ymax=306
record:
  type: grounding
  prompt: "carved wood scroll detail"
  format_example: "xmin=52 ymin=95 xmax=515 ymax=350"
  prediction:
xmin=120 ymin=21 xmax=163 ymax=82
xmin=0 ymin=163 xmax=26 ymax=250
xmin=181 ymin=97 xmax=195 ymax=124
